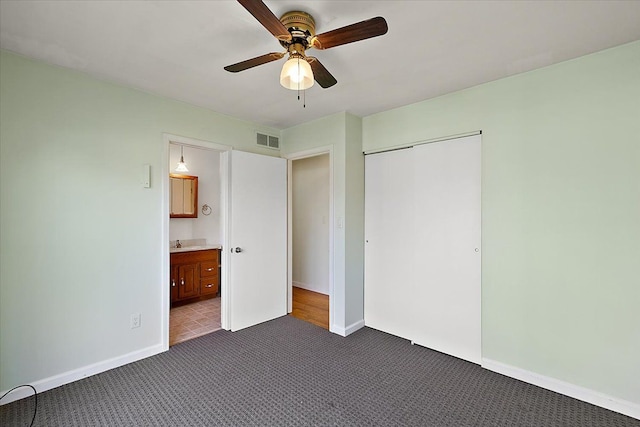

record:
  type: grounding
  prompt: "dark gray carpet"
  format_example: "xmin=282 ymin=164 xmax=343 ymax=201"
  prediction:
xmin=1 ymin=315 xmax=638 ymax=426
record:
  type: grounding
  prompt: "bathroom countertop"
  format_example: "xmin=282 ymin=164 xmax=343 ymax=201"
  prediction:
xmin=170 ymin=245 xmax=222 ymax=254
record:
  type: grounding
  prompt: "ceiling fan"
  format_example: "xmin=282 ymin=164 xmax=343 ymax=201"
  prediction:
xmin=224 ymin=0 xmax=388 ymax=90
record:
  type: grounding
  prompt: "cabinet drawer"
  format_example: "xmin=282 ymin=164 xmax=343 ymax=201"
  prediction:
xmin=200 ymin=278 xmax=219 ymax=295
xmin=200 ymin=260 xmax=218 ymax=277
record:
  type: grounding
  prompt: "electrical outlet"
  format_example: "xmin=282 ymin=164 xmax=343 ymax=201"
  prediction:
xmin=130 ymin=313 xmax=141 ymax=329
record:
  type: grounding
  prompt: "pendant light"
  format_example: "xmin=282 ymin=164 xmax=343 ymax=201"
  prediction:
xmin=175 ymin=145 xmax=189 ymax=173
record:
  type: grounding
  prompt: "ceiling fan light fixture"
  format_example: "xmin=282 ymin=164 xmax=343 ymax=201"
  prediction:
xmin=280 ymin=55 xmax=314 ymax=90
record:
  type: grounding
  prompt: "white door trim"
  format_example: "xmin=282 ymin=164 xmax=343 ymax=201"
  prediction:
xmin=162 ymin=134 xmax=232 ymax=350
xmin=283 ymin=145 xmax=335 ymax=333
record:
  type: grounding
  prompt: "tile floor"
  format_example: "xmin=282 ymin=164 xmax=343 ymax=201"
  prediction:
xmin=169 ymin=297 xmax=221 ymax=346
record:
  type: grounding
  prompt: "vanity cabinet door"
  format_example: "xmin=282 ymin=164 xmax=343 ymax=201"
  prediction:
xmin=170 ymin=265 xmax=179 ymax=303
xmin=177 ymin=263 xmax=199 ymax=300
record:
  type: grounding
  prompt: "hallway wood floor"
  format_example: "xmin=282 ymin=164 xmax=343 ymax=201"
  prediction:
xmin=290 ymin=287 xmax=329 ymax=329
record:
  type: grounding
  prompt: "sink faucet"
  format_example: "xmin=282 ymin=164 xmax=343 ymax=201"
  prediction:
xmin=176 ymin=240 xmax=182 ymax=248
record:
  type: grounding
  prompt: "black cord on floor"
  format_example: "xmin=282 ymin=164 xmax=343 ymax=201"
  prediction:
xmin=0 ymin=384 xmax=37 ymax=427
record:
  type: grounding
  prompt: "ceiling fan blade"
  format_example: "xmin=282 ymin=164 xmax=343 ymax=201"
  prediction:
xmin=307 ymin=57 xmax=337 ymax=88
xmin=237 ymin=0 xmax=292 ymax=42
xmin=224 ymin=52 xmax=285 ymax=73
xmin=311 ymin=17 xmax=388 ymax=50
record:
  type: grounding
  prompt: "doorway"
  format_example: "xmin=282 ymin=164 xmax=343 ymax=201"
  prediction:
xmin=168 ymin=142 xmax=224 ymax=346
xmin=162 ymin=134 xmax=232 ymax=350
xmin=163 ymin=136 xmax=290 ymax=347
xmin=287 ymin=152 xmax=332 ymax=329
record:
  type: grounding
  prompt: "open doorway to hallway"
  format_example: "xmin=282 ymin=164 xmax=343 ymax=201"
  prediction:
xmin=289 ymin=154 xmax=330 ymax=329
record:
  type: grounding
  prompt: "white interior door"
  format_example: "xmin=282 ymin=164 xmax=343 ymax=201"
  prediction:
xmin=364 ymin=134 xmax=481 ymax=364
xmin=228 ymin=150 xmax=287 ymax=331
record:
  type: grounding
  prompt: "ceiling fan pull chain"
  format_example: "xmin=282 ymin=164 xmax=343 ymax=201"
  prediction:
xmin=295 ymin=57 xmax=305 ymax=107
xmin=297 ymin=57 xmax=301 ymax=100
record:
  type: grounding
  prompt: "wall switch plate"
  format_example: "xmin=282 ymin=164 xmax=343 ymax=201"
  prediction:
xmin=141 ymin=164 xmax=150 ymax=188
xmin=130 ymin=313 xmax=141 ymax=329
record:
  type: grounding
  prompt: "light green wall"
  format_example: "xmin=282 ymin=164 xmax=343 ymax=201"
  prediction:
xmin=0 ymin=50 xmax=280 ymax=390
xmin=344 ymin=114 xmax=365 ymax=326
xmin=363 ymin=41 xmax=640 ymax=404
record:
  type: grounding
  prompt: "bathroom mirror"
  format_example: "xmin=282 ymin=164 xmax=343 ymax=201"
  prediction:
xmin=170 ymin=174 xmax=198 ymax=218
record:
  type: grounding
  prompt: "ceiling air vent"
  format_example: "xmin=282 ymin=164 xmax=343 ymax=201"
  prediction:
xmin=257 ymin=132 xmax=279 ymax=150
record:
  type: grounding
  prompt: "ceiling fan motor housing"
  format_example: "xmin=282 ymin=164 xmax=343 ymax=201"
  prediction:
xmin=279 ymin=11 xmax=316 ymax=50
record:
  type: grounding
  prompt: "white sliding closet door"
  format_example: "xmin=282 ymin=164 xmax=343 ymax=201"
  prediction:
xmin=411 ymin=136 xmax=481 ymax=363
xmin=364 ymin=148 xmax=416 ymax=340
xmin=364 ymin=134 xmax=481 ymax=364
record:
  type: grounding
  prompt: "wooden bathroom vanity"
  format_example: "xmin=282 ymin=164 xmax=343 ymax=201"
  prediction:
xmin=170 ymin=248 xmax=220 ymax=306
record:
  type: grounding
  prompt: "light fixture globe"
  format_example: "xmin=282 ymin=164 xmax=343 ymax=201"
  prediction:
xmin=175 ymin=159 xmax=188 ymax=173
xmin=280 ymin=55 xmax=314 ymax=90
xmin=175 ymin=145 xmax=189 ymax=172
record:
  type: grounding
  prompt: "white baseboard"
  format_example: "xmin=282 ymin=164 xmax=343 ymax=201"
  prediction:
xmin=332 ymin=319 xmax=365 ymax=337
xmin=0 ymin=344 xmax=165 ymax=405
xmin=482 ymin=358 xmax=640 ymax=420
xmin=292 ymin=281 xmax=329 ymax=295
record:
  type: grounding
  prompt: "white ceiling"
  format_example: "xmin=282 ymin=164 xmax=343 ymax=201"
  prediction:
xmin=1 ymin=1 xmax=640 ymax=129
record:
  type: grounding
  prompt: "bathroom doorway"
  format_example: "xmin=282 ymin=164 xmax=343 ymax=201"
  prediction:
xmin=164 ymin=136 xmax=230 ymax=347
xmin=163 ymin=134 xmax=290 ymax=346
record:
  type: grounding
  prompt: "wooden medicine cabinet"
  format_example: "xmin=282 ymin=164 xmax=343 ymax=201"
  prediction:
xmin=170 ymin=174 xmax=198 ymax=218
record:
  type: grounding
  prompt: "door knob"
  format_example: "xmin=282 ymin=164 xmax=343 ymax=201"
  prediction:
xmin=234 ymin=247 xmax=243 ymax=253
